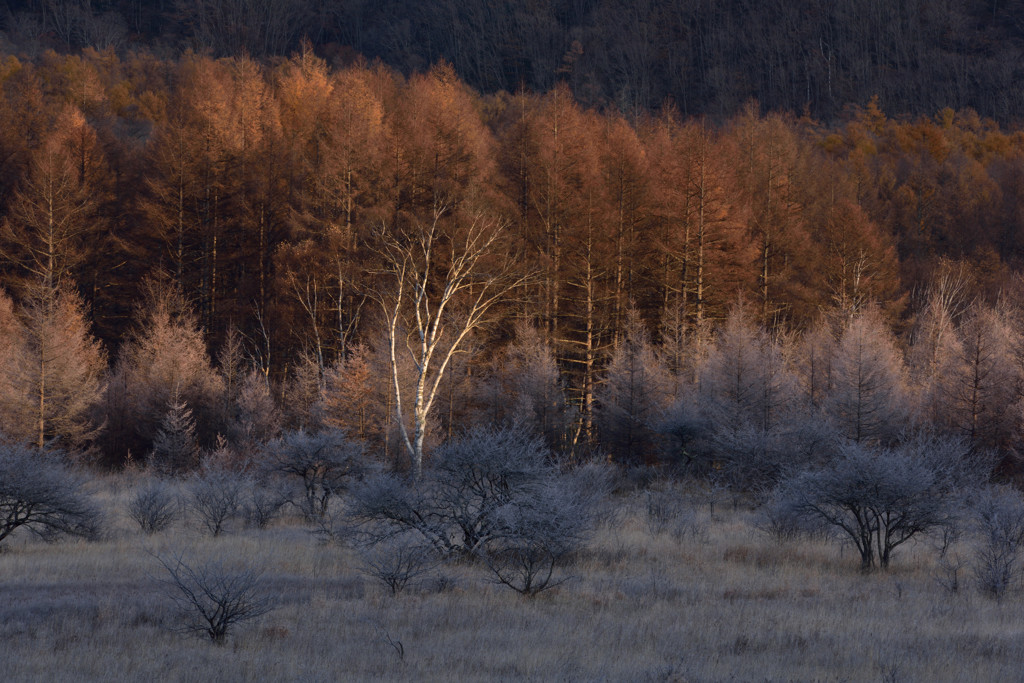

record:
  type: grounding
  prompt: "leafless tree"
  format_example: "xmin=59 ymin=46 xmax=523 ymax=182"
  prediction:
xmin=357 ymin=533 xmax=438 ymax=595
xmin=352 ymin=426 xmax=547 ymax=556
xmin=771 ymin=435 xmax=981 ymax=571
xmin=242 ymin=478 xmax=290 ymax=529
xmin=270 ymin=428 xmax=362 ymax=521
xmin=0 ymin=442 xmax=101 ymax=545
xmin=155 ymin=552 xmax=272 ymax=644
xmin=188 ymin=467 xmax=245 ymax=536
xmin=128 ymin=478 xmax=181 ymax=534
xmin=370 ymin=206 xmax=530 ymax=479
xmin=176 ymin=0 xmax=312 ymax=56
xmin=971 ymin=486 xmax=1024 ymax=598
xmin=352 ymin=426 xmax=605 ymax=574
xmin=481 ymin=475 xmax=596 ymax=596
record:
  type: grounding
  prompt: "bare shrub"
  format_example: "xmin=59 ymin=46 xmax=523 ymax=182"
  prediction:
xmin=357 ymin=535 xmax=438 ymax=595
xmin=127 ymin=479 xmax=180 ymax=534
xmin=155 ymin=552 xmax=272 ymax=644
xmin=188 ymin=468 xmax=245 ymax=536
xmin=351 ymin=426 xmax=606 ymax=593
xmin=770 ymin=436 xmax=980 ymax=571
xmin=756 ymin=491 xmax=831 ymax=543
xmin=645 ymin=490 xmax=706 ymax=541
xmin=270 ymin=428 xmax=362 ymax=521
xmin=351 ymin=426 xmax=552 ymax=557
xmin=242 ymin=479 xmax=289 ymax=529
xmin=0 ymin=443 xmax=101 ymax=545
xmin=972 ymin=486 xmax=1024 ymax=598
xmin=481 ymin=477 xmax=595 ymax=596
xmin=933 ymin=553 xmax=967 ymax=595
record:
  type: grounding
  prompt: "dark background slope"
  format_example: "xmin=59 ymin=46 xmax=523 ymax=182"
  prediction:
xmin=3 ymin=0 xmax=1024 ymax=123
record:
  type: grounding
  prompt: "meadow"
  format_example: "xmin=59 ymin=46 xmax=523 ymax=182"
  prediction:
xmin=2 ymin=475 xmax=1021 ymax=683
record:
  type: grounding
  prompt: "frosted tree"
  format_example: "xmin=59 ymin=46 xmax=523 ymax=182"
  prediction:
xmin=101 ymin=281 xmax=222 ymax=464
xmin=945 ymin=306 xmax=1019 ymax=449
xmin=595 ymin=309 xmax=673 ymax=464
xmin=223 ymin=369 xmax=280 ymax=457
xmin=824 ymin=309 xmax=908 ymax=444
xmin=699 ymin=304 xmax=798 ymax=433
xmin=151 ymin=391 xmax=200 ymax=473
xmin=906 ymin=291 xmax=962 ymax=428
xmin=474 ymin=322 xmax=570 ymax=454
xmin=796 ymin=317 xmax=838 ymax=408
xmin=280 ymin=351 xmax=325 ymax=431
xmin=0 ymin=286 xmax=105 ymax=452
xmin=695 ymin=304 xmax=808 ymax=488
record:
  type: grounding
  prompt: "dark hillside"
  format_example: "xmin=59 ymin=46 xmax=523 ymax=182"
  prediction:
xmin=4 ymin=1 xmax=1024 ymax=123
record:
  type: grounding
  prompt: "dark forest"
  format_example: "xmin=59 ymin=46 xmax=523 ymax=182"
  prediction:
xmin=5 ymin=1 xmax=1024 ymax=123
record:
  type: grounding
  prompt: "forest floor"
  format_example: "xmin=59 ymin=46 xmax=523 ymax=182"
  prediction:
xmin=2 ymin=477 xmax=1022 ymax=682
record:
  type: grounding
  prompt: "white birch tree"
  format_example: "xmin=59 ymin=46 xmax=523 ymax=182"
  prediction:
xmin=371 ymin=206 xmax=528 ymax=479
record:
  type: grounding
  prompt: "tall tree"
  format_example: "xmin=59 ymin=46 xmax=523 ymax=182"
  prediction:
xmin=825 ymin=309 xmax=909 ymax=444
xmin=370 ymin=207 xmax=528 ymax=479
xmin=595 ymin=309 xmax=672 ymax=465
xmin=0 ymin=106 xmax=105 ymax=296
xmin=0 ymin=286 xmax=105 ymax=452
xmin=648 ymin=116 xmax=748 ymax=327
xmin=101 ymin=282 xmax=223 ymax=463
xmin=729 ymin=107 xmax=814 ymax=325
xmin=945 ymin=305 xmax=1020 ymax=450
xmin=700 ymin=304 xmax=798 ymax=434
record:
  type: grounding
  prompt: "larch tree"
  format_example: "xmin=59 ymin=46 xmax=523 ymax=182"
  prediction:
xmin=595 ymin=309 xmax=673 ymax=465
xmin=0 ymin=106 xmax=103 ymax=296
xmin=699 ymin=304 xmax=798 ymax=434
xmin=151 ymin=389 xmax=201 ymax=472
xmin=796 ymin=316 xmax=839 ymax=409
xmin=519 ymin=85 xmax=600 ymax=339
xmin=278 ymin=60 xmax=393 ymax=364
xmin=729 ymin=107 xmax=813 ymax=325
xmin=475 ymin=321 xmax=571 ymax=455
xmin=599 ymin=114 xmax=649 ymax=344
xmin=648 ymin=117 xmax=747 ymax=328
xmin=824 ymin=309 xmax=909 ymax=444
xmin=945 ymin=305 xmax=1020 ymax=450
xmin=225 ymin=55 xmax=287 ymax=344
xmin=817 ymin=197 xmax=901 ymax=317
xmin=391 ymin=62 xmax=498 ymax=214
xmin=0 ymin=285 xmax=105 ymax=452
xmin=907 ymin=290 xmax=965 ymax=431
xmin=0 ymin=290 xmax=26 ymax=435
xmin=102 ymin=282 xmax=223 ymax=464
xmin=222 ymin=368 xmax=280 ymax=456
xmin=322 ymin=343 xmax=384 ymax=444
xmin=173 ymin=55 xmax=240 ymax=337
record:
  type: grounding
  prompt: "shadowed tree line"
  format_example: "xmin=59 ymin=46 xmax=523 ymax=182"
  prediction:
xmin=5 ymin=1 xmax=1024 ymax=125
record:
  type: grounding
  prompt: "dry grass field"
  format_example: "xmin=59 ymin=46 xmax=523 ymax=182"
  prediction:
xmin=2 ymin=475 xmax=1023 ymax=682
